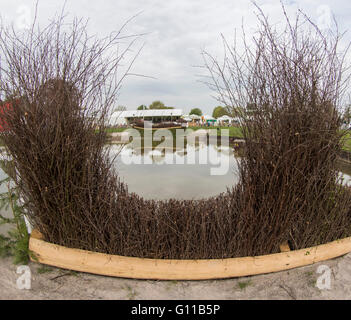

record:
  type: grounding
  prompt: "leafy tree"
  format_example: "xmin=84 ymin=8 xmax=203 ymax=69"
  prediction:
xmin=137 ymin=104 xmax=148 ymax=110
xmin=189 ymin=108 xmax=202 ymax=116
xmin=115 ymin=105 xmax=126 ymax=111
xmin=149 ymin=101 xmax=164 ymax=109
xmin=149 ymin=101 xmax=174 ymax=109
xmin=212 ymin=106 xmax=229 ymax=118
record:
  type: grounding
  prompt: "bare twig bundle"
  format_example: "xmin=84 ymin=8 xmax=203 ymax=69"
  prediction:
xmin=0 ymin=11 xmax=141 ymax=247
xmin=202 ymin=4 xmax=351 ymax=254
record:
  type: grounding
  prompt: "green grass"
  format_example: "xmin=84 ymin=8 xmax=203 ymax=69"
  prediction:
xmin=342 ymin=132 xmax=351 ymax=152
xmin=105 ymin=126 xmax=244 ymax=138
xmin=124 ymin=285 xmax=137 ymax=300
xmin=189 ymin=126 xmax=243 ymax=138
xmin=105 ymin=127 xmax=127 ymax=133
xmin=238 ymin=279 xmax=252 ymax=290
xmin=37 ymin=265 xmax=53 ymax=274
xmin=106 ymin=127 xmax=351 ymax=153
xmin=0 ymin=165 xmax=31 ymax=265
xmin=105 ymin=126 xmax=351 ymax=154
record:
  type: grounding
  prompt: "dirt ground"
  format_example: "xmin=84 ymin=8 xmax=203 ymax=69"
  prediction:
xmin=1 ymin=251 xmax=351 ymax=300
xmin=1 ymin=206 xmax=351 ymax=300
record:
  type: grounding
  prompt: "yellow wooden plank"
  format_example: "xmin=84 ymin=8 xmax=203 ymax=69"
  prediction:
xmin=29 ymin=230 xmax=351 ymax=280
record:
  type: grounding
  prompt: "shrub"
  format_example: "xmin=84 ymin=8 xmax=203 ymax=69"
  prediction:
xmin=203 ymin=4 xmax=351 ymax=253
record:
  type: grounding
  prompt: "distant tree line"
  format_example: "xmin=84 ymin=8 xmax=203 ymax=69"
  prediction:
xmin=136 ymin=101 xmax=174 ymax=110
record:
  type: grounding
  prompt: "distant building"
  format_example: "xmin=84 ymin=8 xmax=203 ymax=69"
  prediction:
xmin=109 ymin=109 xmax=183 ymax=126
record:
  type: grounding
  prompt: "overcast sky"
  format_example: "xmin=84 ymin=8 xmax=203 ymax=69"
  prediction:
xmin=0 ymin=0 xmax=350 ymax=114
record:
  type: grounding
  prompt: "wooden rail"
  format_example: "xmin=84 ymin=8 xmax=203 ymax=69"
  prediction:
xmin=29 ymin=230 xmax=351 ymax=280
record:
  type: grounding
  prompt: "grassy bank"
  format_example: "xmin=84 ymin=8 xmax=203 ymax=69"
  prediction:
xmin=105 ymin=127 xmax=127 ymax=133
xmin=106 ymin=126 xmax=244 ymax=138
xmin=342 ymin=132 xmax=351 ymax=153
xmin=189 ymin=126 xmax=243 ymax=138
xmin=107 ymin=127 xmax=351 ymax=151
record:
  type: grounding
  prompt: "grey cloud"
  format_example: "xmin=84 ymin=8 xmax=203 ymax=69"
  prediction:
xmin=0 ymin=0 xmax=350 ymax=114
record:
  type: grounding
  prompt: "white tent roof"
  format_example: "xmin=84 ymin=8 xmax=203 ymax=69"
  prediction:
xmin=189 ymin=114 xmax=201 ymax=120
xmin=203 ymin=115 xmax=216 ymax=121
xmin=113 ymin=109 xmax=183 ymax=119
xmin=217 ymin=115 xmax=233 ymax=121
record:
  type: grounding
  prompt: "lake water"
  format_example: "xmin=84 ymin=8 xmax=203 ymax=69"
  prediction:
xmin=112 ymin=141 xmax=240 ymax=200
xmin=111 ymin=142 xmax=351 ymax=200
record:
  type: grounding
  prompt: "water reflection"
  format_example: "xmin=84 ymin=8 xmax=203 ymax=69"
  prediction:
xmin=111 ymin=139 xmax=351 ymax=200
xmin=337 ymin=160 xmax=351 ymax=187
xmin=112 ymin=140 xmax=239 ymax=200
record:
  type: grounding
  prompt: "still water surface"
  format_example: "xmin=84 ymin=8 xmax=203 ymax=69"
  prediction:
xmin=112 ymin=142 xmax=351 ymax=200
xmin=112 ymin=142 xmax=239 ymax=200
xmin=0 ymin=143 xmax=350 ymax=202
